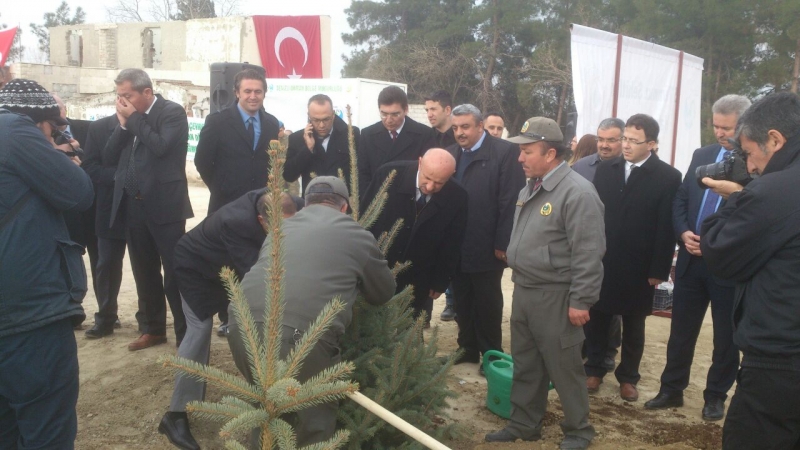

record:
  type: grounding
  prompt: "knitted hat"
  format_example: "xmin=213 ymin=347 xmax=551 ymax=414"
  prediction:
xmin=0 ymin=79 xmax=68 ymax=126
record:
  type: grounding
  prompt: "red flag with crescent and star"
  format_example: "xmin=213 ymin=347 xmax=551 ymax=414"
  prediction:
xmin=253 ymin=16 xmax=322 ymax=79
xmin=0 ymin=27 xmax=19 ymax=67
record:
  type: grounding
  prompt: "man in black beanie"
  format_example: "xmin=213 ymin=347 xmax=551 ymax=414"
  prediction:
xmin=0 ymin=78 xmax=94 ymax=449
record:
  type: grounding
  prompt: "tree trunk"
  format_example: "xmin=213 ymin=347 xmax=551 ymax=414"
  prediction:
xmin=792 ymin=38 xmax=800 ymax=94
xmin=482 ymin=0 xmax=500 ymax=112
xmin=556 ymin=80 xmax=568 ymax=124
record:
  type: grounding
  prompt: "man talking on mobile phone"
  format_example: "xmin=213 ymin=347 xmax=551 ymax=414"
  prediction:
xmin=284 ymin=94 xmax=360 ymax=196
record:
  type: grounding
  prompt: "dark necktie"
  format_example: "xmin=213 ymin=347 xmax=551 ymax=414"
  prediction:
xmin=124 ymin=114 xmax=146 ymax=196
xmin=529 ymin=178 xmax=542 ymax=195
xmin=247 ymin=117 xmax=256 ymax=151
xmin=391 ymin=130 xmax=398 ymax=142
xmin=416 ymin=192 xmax=427 ymax=214
xmin=696 ymin=151 xmax=731 ymax=230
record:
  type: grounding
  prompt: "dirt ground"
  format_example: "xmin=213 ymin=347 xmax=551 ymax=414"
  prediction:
xmin=73 ymin=184 xmax=727 ymax=450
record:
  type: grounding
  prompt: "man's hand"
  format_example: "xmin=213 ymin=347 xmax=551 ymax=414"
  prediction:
xmin=648 ymin=278 xmax=664 ymax=286
xmin=681 ymin=230 xmax=702 ymax=256
xmin=55 ymin=139 xmax=82 ymax=166
xmin=568 ymin=307 xmax=590 ymax=326
xmin=702 ymin=177 xmax=744 ymax=200
xmin=494 ymin=250 xmax=507 ymax=262
xmin=303 ymin=123 xmax=315 ymax=151
xmin=115 ymin=97 xmax=136 ymax=127
xmin=429 ymin=290 xmax=442 ymax=299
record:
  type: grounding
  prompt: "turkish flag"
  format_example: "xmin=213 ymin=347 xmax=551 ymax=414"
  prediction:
xmin=253 ymin=16 xmax=322 ymax=79
xmin=0 ymin=27 xmax=18 ymax=67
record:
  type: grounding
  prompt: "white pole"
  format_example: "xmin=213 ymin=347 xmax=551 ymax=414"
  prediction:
xmin=347 ymin=391 xmax=452 ymax=450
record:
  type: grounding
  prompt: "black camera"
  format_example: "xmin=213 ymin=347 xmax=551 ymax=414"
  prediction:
xmin=695 ymin=143 xmax=751 ymax=189
xmin=52 ymin=127 xmax=85 ymax=159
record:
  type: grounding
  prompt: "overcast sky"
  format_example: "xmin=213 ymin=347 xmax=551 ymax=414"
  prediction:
xmin=2 ymin=0 xmax=354 ymax=76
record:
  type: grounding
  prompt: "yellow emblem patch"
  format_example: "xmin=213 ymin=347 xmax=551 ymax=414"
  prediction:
xmin=520 ymin=121 xmax=530 ymax=133
xmin=540 ymin=202 xmax=552 ymax=216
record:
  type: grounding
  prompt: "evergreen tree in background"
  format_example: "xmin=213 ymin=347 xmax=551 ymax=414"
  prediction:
xmin=29 ymin=1 xmax=85 ymax=62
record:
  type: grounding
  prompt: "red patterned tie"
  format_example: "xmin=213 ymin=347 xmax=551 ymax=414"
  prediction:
xmin=391 ymin=130 xmax=398 ymax=142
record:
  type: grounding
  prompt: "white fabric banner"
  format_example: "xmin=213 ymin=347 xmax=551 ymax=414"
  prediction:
xmin=570 ymin=24 xmax=704 ymax=175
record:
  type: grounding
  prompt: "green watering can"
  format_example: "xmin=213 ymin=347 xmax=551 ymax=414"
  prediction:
xmin=483 ymin=350 xmax=554 ymax=419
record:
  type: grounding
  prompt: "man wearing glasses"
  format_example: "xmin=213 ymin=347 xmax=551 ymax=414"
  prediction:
xmin=284 ymin=94 xmax=360 ymax=196
xmin=572 ymin=117 xmax=625 ymax=183
xmin=357 ymin=85 xmax=436 ymax=200
xmin=585 ymin=114 xmax=681 ymax=402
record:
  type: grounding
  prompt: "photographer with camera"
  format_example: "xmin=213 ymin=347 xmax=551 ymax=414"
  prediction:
xmin=701 ymin=92 xmax=800 ymax=449
xmin=645 ymin=95 xmax=750 ymax=421
xmin=0 ymin=79 xmax=94 ymax=449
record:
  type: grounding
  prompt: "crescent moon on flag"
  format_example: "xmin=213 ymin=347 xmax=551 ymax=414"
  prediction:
xmin=274 ymin=27 xmax=309 ymax=68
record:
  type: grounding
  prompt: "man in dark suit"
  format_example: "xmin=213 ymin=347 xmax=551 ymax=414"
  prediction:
xmin=82 ymin=114 xmax=130 ymax=338
xmin=361 ymin=148 xmax=468 ymax=326
xmin=283 ymin=94 xmax=359 ymax=196
xmin=585 ymin=114 xmax=682 ymax=402
xmin=644 ymin=95 xmax=750 ymax=420
xmin=108 ymin=68 xmax=194 ymax=351
xmin=357 ymin=85 xmax=436 ymax=199
xmin=446 ymin=104 xmax=526 ymax=365
xmin=425 ymin=90 xmax=456 ymax=148
xmin=158 ymin=190 xmax=296 ymax=450
xmin=195 ymin=68 xmax=281 ymax=214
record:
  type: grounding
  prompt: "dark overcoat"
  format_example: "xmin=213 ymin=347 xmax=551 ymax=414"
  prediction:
xmin=361 ymin=160 xmax=468 ymax=301
xmin=357 ymin=116 xmax=436 ymax=200
xmin=194 ymin=105 xmax=280 ymax=214
xmin=283 ymin=115 xmax=360 ymax=196
xmin=82 ymin=114 xmax=126 ymax=240
xmin=593 ymin=152 xmax=681 ymax=315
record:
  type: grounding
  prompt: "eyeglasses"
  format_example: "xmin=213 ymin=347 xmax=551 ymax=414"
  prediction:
xmin=620 ymin=136 xmax=650 ymax=145
xmin=380 ymin=110 xmax=404 ymax=119
xmin=595 ymin=137 xmax=621 ymax=144
xmin=309 ymin=116 xmax=334 ymax=125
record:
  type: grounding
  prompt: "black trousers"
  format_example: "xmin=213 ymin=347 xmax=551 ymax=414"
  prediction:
xmin=92 ymin=237 xmax=127 ymax=330
xmin=585 ymin=309 xmax=646 ymax=385
xmin=722 ymin=364 xmax=800 ymax=449
xmin=125 ymin=196 xmax=186 ymax=341
xmin=453 ymin=268 xmax=504 ymax=355
xmin=659 ymin=257 xmax=738 ymax=401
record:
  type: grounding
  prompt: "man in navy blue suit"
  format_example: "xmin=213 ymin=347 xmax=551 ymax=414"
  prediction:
xmin=645 ymin=95 xmax=751 ymax=421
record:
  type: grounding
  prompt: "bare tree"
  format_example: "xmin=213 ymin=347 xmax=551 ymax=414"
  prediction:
xmin=216 ymin=0 xmax=241 ymax=17
xmin=105 ymin=0 xmax=145 ymax=23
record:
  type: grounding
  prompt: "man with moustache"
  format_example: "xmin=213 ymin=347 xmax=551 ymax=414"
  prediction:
xmin=447 ymin=104 xmax=525 ymax=366
xmin=107 ymin=68 xmax=194 ymax=350
xmin=645 ymin=95 xmax=750 ymax=421
xmin=484 ymin=112 xmax=506 ymax=139
xmin=195 ymin=69 xmax=280 ymax=214
xmin=425 ymin=90 xmax=456 ymax=148
xmin=357 ymin=86 xmax=436 ymax=199
xmin=361 ymin=148 xmax=468 ymax=327
xmin=284 ymin=94 xmax=360 ymax=196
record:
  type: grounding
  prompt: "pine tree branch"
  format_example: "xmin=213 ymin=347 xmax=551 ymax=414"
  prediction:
xmin=225 ymin=440 xmax=249 ymax=450
xmin=359 ymin=170 xmax=397 ymax=231
xmin=346 ymin=105 xmax=359 ymax=220
xmin=278 ymin=382 xmax=358 ymax=414
xmin=221 ymin=267 xmax=270 ymax=391
xmin=283 ymin=297 xmax=347 ymax=380
xmin=269 ymin=418 xmax=298 ymax=450
xmin=299 ymin=429 xmax=350 ymax=450
xmin=161 ymin=356 xmax=262 ymax=403
xmin=219 ymin=410 xmax=271 ymax=439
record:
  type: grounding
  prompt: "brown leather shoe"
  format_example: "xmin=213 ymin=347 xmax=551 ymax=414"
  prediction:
xmin=128 ymin=334 xmax=167 ymax=351
xmin=620 ymin=383 xmax=639 ymax=401
xmin=586 ymin=376 xmax=602 ymax=393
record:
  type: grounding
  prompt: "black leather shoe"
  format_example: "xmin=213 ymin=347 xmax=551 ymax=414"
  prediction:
xmin=453 ymin=348 xmax=480 ymax=365
xmin=159 ymin=412 xmax=200 ymax=450
xmin=644 ymin=391 xmax=684 ymax=410
xmin=85 ymin=324 xmax=114 ymax=339
xmin=485 ymin=428 xmax=540 ymax=442
xmin=702 ymin=397 xmax=725 ymax=421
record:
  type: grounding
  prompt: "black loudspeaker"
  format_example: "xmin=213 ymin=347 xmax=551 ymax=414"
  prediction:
xmin=209 ymin=62 xmax=266 ymax=114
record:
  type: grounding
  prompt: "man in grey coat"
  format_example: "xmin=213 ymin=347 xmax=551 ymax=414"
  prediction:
xmin=486 ymin=117 xmax=605 ymax=450
xmin=228 ymin=176 xmax=396 ymax=447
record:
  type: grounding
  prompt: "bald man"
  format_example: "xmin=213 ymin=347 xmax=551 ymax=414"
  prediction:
xmin=361 ymin=149 xmax=469 ymax=325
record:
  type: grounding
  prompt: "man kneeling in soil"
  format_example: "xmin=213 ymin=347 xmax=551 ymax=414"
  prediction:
xmin=228 ymin=176 xmax=396 ymax=447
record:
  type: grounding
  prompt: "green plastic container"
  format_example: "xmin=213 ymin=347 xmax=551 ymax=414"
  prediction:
xmin=483 ymin=350 xmax=514 ymax=419
xmin=483 ymin=350 xmax=555 ymax=419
